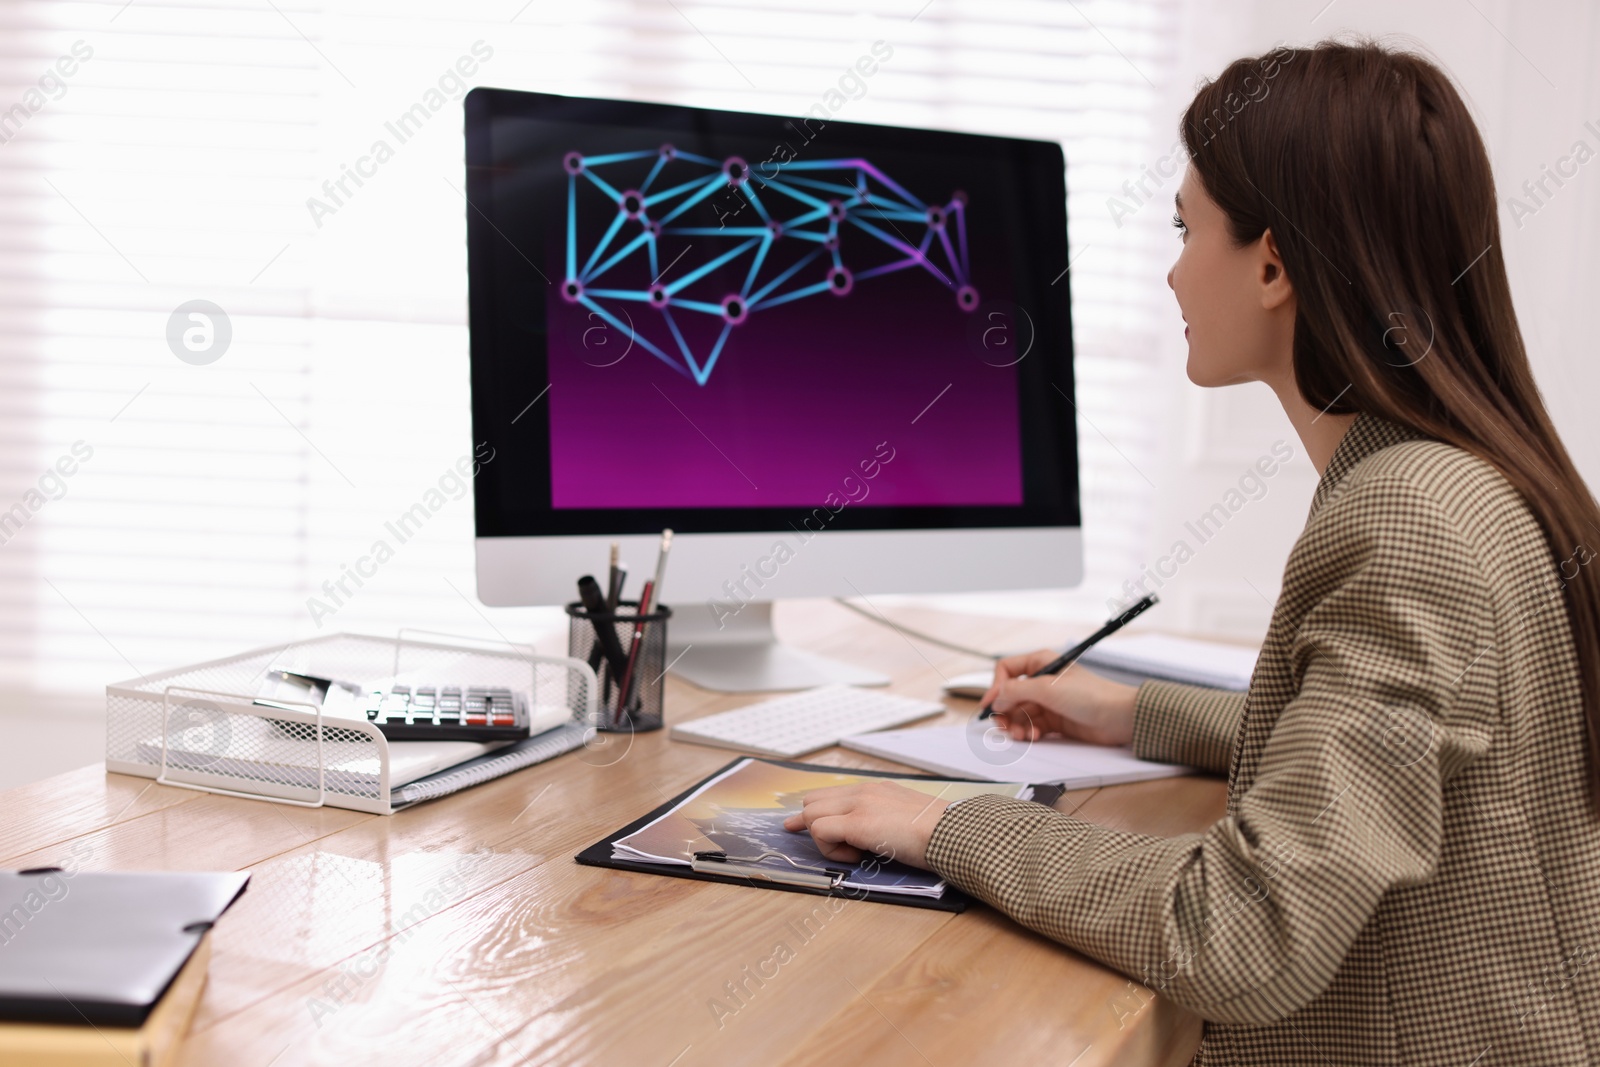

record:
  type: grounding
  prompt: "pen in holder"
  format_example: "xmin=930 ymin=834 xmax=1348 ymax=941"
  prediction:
xmin=566 ymin=599 xmax=671 ymax=732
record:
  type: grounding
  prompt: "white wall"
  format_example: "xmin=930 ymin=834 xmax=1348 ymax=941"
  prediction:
xmin=1131 ymin=0 xmax=1600 ymax=641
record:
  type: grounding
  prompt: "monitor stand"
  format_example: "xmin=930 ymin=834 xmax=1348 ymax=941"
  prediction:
xmin=666 ymin=601 xmax=890 ymax=692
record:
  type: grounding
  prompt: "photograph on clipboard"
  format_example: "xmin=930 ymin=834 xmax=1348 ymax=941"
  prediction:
xmin=610 ymin=757 xmax=1034 ymax=898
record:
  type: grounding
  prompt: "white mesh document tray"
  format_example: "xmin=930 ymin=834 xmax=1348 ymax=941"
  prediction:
xmin=106 ymin=631 xmax=598 ymax=815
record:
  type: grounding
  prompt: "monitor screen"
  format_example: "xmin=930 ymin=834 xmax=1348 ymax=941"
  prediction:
xmin=466 ymin=89 xmax=1078 ymax=538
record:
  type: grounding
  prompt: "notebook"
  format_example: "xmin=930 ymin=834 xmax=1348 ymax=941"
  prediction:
xmin=841 ymin=723 xmax=1190 ymax=787
xmin=942 ymin=633 xmax=1259 ymax=698
xmin=0 ymin=931 xmax=213 ymax=1067
xmin=0 ymin=870 xmax=248 ymax=1028
xmin=1076 ymin=633 xmax=1258 ymax=690
xmin=390 ymin=722 xmax=593 ymax=806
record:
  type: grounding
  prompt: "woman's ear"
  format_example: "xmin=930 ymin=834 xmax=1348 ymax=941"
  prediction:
xmin=1258 ymin=228 xmax=1294 ymax=311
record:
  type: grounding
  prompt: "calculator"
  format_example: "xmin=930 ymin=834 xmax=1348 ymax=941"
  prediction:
xmin=255 ymin=669 xmax=531 ymax=742
xmin=359 ymin=684 xmax=530 ymax=742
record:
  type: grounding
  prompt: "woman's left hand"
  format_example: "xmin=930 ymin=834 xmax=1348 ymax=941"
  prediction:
xmin=781 ymin=782 xmax=952 ymax=868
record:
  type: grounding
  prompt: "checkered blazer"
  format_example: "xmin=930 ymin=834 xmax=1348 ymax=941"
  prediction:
xmin=926 ymin=412 xmax=1600 ymax=1065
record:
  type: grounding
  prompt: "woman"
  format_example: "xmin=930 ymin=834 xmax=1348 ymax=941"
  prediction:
xmin=784 ymin=40 xmax=1600 ymax=1065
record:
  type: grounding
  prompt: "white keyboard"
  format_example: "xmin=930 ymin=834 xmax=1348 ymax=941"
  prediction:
xmin=670 ymin=684 xmax=946 ymax=758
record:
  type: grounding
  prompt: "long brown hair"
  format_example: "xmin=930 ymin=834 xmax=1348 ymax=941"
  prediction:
xmin=1181 ymin=40 xmax=1600 ymax=812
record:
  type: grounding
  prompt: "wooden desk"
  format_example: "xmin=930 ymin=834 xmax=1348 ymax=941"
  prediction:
xmin=3 ymin=602 xmax=1226 ymax=1067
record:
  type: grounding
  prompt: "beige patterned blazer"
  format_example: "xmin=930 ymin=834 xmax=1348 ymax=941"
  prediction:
xmin=926 ymin=412 xmax=1600 ymax=1065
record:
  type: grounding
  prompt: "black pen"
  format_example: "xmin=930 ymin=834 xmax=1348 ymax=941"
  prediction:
xmin=605 ymin=542 xmax=624 ymax=612
xmin=578 ymin=574 xmax=631 ymax=683
xmin=977 ymin=593 xmax=1159 ymax=720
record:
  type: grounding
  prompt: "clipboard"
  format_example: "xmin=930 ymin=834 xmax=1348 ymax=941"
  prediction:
xmin=574 ymin=757 xmax=1066 ymax=912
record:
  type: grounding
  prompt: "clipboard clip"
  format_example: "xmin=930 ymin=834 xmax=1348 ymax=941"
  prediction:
xmin=691 ymin=850 xmax=850 ymax=890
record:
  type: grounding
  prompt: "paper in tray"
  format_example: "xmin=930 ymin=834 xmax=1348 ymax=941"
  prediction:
xmin=106 ymin=631 xmax=599 ymax=814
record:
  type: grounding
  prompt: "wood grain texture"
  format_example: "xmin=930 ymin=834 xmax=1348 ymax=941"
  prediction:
xmin=3 ymin=606 xmax=1227 ymax=1067
xmin=0 ymin=765 xmax=200 ymax=864
xmin=778 ymin=775 xmax=1221 ymax=1067
xmin=778 ymin=907 xmax=1204 ymax=1067
xmin=5 ymin=787 xmax=371 ymax=876
xmin=180 ymin=856 xmax=956 ymax=1067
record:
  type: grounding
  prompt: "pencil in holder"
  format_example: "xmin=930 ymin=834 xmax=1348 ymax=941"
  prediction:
xmin=565 ymin=599 xmax=672 ymax=732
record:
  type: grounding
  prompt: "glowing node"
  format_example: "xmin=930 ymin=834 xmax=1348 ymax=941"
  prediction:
xmin=564 ymin=148 xmax=974 ymax=385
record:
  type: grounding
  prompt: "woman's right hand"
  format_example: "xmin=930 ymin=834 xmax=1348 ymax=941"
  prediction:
xmin=982 ymin=649 xmax=1139 ymax=747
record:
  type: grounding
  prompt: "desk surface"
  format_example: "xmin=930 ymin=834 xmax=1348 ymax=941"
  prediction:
xmin=4 ymin=602 xmax=1226 ymax=1067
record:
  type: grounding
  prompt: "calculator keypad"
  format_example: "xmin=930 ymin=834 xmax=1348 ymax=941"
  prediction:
xmin=363 ymin=685 xmax=528 ymax=741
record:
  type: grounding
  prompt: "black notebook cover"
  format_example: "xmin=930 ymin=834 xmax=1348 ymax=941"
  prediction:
xmin=0 ymin=868 xmax=250 ymax=1027
xmin=575 ymin=757 xmax=1065 ymax=912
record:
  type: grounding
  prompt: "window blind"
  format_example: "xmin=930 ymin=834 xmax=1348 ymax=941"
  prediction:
xmin=1 ymin=0 xmax=1181 ymax=696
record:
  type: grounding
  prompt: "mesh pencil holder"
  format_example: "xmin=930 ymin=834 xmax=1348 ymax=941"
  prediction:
xmin=566 ymin=600 xmax=671 ymax=732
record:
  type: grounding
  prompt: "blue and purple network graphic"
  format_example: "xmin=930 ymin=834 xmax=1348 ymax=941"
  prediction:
xmin=560 ymin=145 xmax=977 ymax=385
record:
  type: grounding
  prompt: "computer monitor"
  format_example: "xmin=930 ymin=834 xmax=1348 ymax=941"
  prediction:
xmin=465 ymin=88 xmax=1081 ymax=691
